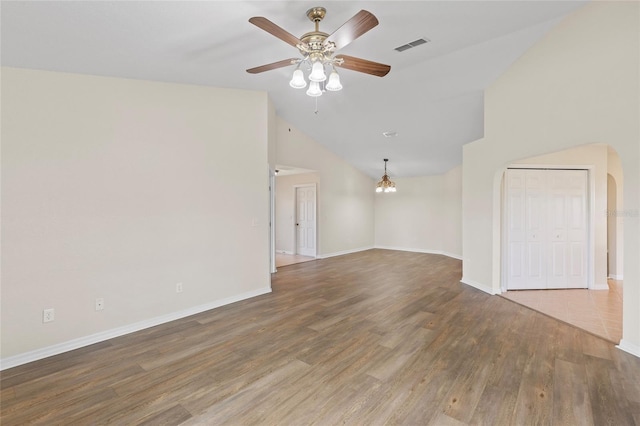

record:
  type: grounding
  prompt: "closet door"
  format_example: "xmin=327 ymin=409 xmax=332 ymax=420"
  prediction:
xmin=506 ymin=169 xmax=588 ymax=290
xmin=506 ymin=169 xmax=547 ymax=289
xmin=546 ymin=170 xmax=588 ymax=289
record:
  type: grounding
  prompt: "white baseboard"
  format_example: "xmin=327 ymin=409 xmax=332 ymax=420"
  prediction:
xmin=460 ymin=277 xmax=496 ymax=295
xmin=0 ymin=286 xmax=272 ymax=371
xmin=318 ymin=246 xmax=464 ymax=262
xmin=608 ymin=274 xmax=623 ymax=280
xmin=317 ymin=246 xmax=374 ymax=259
xmin=617 ymin=339 xmax=640 ymax=359
xmin=375 ymin=246 xmax=442 ymax=255
xmin=276 ymin=250 xmax=294 ymax=255
xmin=591 ymin=283 xmax=610 ymax=291
xmin=374 ymin=246 xmax=463 ymax=261
xmin=442 ymin=251 xmax=463 ymax=260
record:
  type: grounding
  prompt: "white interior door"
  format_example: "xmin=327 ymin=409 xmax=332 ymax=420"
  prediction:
xmin=295 ymin=185 xmax=316 ymax=257
xmin=507 ymin=169 xmax=547 ymax=289
xmin=506 ymin=169 xmax=588 ymax=290
xmin=546 ymin=170 xmax=588 ymax=289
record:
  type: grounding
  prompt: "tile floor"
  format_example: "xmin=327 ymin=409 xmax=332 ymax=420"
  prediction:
xmin=502 ymin=280 xmax=623 ymax=343
xmin=275 ymin=253 xmax=317 ymax=268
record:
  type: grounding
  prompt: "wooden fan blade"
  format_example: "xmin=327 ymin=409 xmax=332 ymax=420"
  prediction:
xmin=249 ymin=17 xmax=304 ymax=48
xmin=325 ymin=10 xmax=378 ymax=51
xmin=246 ymin=58 xmax=298 ymax=74
xmin=335 ymin=54 xmax=390 ymax=77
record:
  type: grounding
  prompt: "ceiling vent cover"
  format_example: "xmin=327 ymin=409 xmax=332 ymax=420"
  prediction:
xmin=394 ymin=38 xmax=430 ymax=52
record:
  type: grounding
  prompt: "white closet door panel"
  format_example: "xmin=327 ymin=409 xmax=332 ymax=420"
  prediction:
xmin=524 ymin=170 xmax=547 ymax=288
xmin=506 ymin=170 xmax=528 ymax=289
xmin=547 ymin=171 xmax=569 ymax=288
xmin=507 ymin=169 xmax=546 ymax=289
xmin=565 ymin=171 xmax=588 ymax=288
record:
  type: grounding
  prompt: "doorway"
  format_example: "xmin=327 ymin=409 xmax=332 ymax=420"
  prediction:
xmin=498 ymin=145 xmax=625 ymax=344
xmin=273 ymin=168 xmax=319 ymax=269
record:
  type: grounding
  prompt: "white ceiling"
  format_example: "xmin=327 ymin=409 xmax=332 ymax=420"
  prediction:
xmin=1 ymin=1 xmax=588 ymax=179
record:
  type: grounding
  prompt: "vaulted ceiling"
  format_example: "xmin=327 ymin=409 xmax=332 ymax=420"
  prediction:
xmin=1 ymin=1 xmax=588 ymax=178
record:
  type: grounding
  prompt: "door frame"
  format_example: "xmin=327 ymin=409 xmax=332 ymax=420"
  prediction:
xmin=269 ymin=168 xmax=276 ymax=273
xmin=293 ymin=183 xmax=317 ymax=258
xmin=500 ymin=164 xmax=595 ymax=292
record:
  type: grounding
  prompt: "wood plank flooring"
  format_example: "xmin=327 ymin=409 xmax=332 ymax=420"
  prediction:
xmin=2 ymin=249 xmax=639 ymax=425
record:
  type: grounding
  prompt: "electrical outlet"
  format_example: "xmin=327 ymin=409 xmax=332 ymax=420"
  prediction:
xmin=95 ymin=298 xmax=104 ymax=311
xmin=43 ymin=308 xmax=55 ymax=323
xmin=176 ymin=282 xmax=183 ymax=293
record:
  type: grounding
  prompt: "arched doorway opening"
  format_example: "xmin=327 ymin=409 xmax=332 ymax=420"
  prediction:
xmin=496 ymin=143 xmax=624 ymax=343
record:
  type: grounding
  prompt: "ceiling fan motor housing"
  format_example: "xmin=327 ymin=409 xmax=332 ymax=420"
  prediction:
xmin=300 ymin=7 xmax=334 ymax=62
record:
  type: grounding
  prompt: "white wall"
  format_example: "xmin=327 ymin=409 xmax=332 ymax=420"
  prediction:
xmin=443 ymin=166 xmax=463 ymax=258
xmin=374 ymin=166 xmax=462 ymax=258
xmin=375 ymin=166 xmax=462 ymax=258
xmin=1 ymin=68 xmax=271 ymax=364
xmin=375 ymin=175 xmax=444 ymax=253
xmin=462 ymin=2 xmax=640 ymax=355
xmin=276 ymin=118 xmax=375 ymax=257
xmin=275 ymin=172 xmax=320 ymax=254
xmin=373 ymin=166 xmax=462 ymax=258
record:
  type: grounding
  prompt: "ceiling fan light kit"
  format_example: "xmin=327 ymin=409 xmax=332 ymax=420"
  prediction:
xmin=325 ymin=68 xmax=343 ymax=91
xmin=306 ymin=81 xmax=323 ymax=97
xmin=308 ymin=61 xmax=327 ymax=82
xmin=247 ymin=6 xmax=390 ymax=98
xmin=289 ymin=67 xmax=307 ymax=89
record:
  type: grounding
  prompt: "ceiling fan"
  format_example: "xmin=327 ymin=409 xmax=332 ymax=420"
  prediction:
xmin=246 ymin=6 xmax=390 ymax=95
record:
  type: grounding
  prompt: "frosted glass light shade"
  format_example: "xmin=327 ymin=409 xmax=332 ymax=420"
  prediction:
xmin=306 ymin=80 xmax=322 ymax=97
xmin=309 ymin=61 xmax=327 ymax=82
xmin=289 ymin=69 xmax=307 ymax=89
xmin=325 ymin=69 xmax=342 ymax=91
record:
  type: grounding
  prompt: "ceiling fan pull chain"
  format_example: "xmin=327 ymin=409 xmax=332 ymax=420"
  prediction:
xmin=314 ymin=96 xmax=319 ymax=115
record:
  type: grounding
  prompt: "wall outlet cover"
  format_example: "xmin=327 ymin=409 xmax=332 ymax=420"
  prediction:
xmin=43 ymin=308 xmax=55 ymax=323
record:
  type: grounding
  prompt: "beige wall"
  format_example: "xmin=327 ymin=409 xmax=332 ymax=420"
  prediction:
xmin=276 ymin=118 xmax=375 ymax=257
xmin=462 ymin=2 xmax=640 ymax=355
xmin=1 ymin=68 xmax=272 ymax=363
xmin=275 ymin=172 xmax=320 ymax=254
xmin=373 ymin=165 xmax=462 ymax=259
xmin=267 ymin=98 xmax=277 ymax=170
xmin=443 ymin=166 xmax=463 ymax=258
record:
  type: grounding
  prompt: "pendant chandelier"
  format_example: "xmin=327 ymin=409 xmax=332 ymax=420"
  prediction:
xmin=375 ymin=159 xmax=396 ymax=193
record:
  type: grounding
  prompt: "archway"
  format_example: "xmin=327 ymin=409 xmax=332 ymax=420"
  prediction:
xmin=495 ymin=143 xmax=624 ymax=343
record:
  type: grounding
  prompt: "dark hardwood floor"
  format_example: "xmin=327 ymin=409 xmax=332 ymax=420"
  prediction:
xmin=2 ymin=250 xmax=639 ymax=425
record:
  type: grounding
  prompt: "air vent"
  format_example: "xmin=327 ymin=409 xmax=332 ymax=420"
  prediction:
xmin=394 ymin=38 xmax=430 ymax=52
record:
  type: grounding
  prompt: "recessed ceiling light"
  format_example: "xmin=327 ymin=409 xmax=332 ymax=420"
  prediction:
xmin=382 ymin=131 xmax=398 ymax=138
